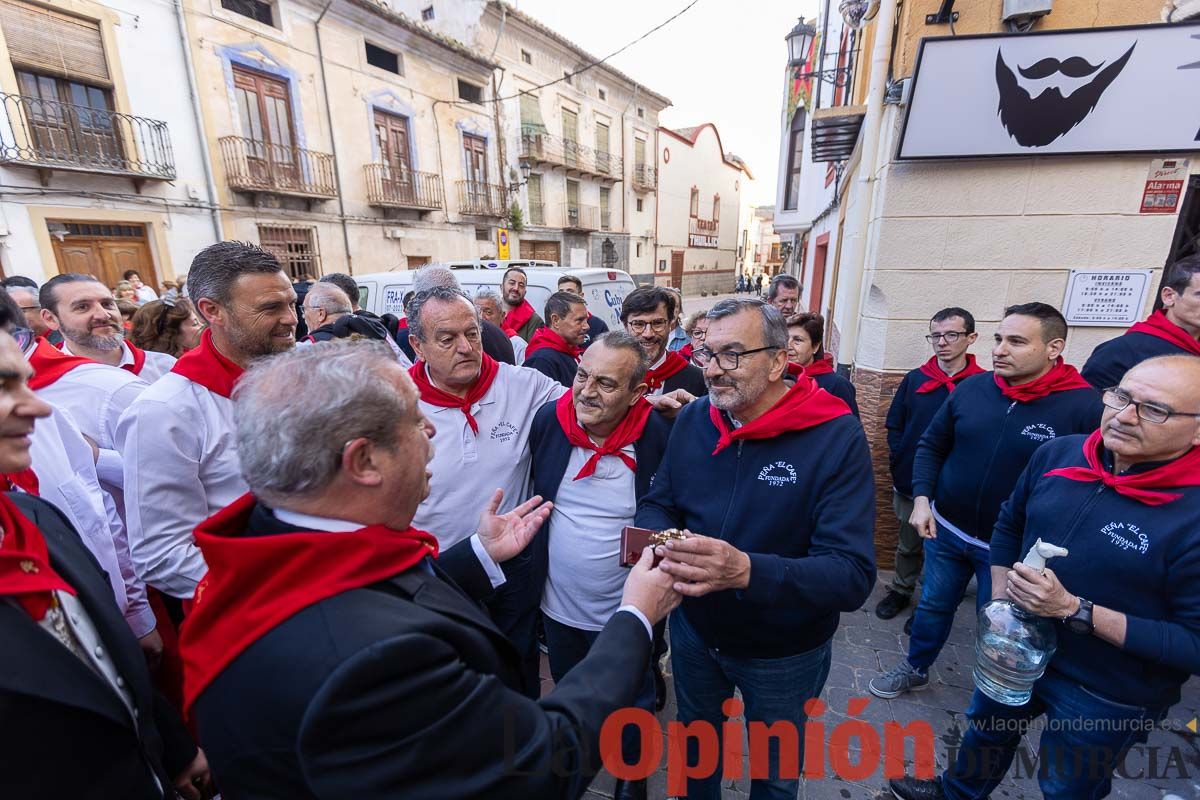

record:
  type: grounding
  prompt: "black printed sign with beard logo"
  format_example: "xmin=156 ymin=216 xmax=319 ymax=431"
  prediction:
xmin=995 ymin=43 xmax=1136 ymax=147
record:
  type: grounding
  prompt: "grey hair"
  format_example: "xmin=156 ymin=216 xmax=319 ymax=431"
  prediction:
xmin=187 ymin=241 xmax=285 ymax=314
xmin=305 ymin=282 xmax=352 ymax=315
xmin=233 ymin=341 xmax=408 ymax=505
xmin=408 ymin=285 xmax=478 ymax=342
xmin=706 ymin=298 xmax=788 ymax=351
xmin=593 ymin=330 xmax=648 ymax=388
xmin=474 ymin=287 xmax=502 ymax=305
xmin=412 ymin=265 xmax=461 ymax=295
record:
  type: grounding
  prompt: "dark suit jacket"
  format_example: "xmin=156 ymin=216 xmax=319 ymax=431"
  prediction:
xmin=523 ymin=347 xmax=579 ymax=388
xmin=662 ymin=362 xmax=708 ymax=398
xmin=0 ymin=493 xmax=196 ymax=800
xmin=193 ymin=504 xmax=651 ymax=799
xmin=398 ymin=319 xmax=516 ymax=365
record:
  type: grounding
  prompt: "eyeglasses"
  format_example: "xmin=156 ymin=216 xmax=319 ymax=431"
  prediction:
xmin=1102 ymin=388 xmax=1200 ymax=425
xmin=689 ymin=328 xmax=707 ymax=340
xmin=627 ymin=319 xmax=669 ymax=334
xmin=692 ymin=345 xmax=780 ymax=371
xmin=925 ymin=331 xmax=969 ymax=343
xmin=17 ymin=305 xmax=39 ymax=313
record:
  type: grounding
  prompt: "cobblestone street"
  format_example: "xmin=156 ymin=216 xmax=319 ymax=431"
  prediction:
xmin=570 ymin=573 xmax=1200 ymax=800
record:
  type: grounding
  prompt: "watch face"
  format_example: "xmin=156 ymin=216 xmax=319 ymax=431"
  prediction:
xmin=1066 ymin=616 xmax=1091 ymax=635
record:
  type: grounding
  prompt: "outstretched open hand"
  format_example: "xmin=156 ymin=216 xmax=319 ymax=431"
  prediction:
xmin=475 ymin=488 xmax=553 ymax=564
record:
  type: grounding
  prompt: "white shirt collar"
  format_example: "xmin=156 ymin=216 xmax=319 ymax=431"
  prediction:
xmin=61 ymin=339 xmax=132 ymax=368
xmin=272 ymin=507 xmax=362 ymax=532
xmin=649 ymin=351 xmax=667 ymax=371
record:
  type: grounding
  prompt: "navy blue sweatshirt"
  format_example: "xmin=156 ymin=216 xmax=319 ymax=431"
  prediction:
xmin=813 ymin=372 xmax=859 ymax=418
xmin=911 ymin=373 xmax=1102 ymax=543
xmin=523 ymin=348 xmax=579 ymax=388
xmin=885 ymin=367 xmax=957 ymax=497
xmin=1081 ymin=331 xmax=1190 ymax=391
xmin=635 ymin=397 xmax=876 ymax=658
xmin=991 ymin=436 xmax=1200 ymax=708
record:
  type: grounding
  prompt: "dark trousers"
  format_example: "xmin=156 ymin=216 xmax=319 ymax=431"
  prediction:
xmin=484 ymin=548 xmax=541 ymax=698
xmin=889 ymin=490 xmax=924 ymax=596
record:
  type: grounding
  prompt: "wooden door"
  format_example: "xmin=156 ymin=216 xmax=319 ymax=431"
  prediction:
xmin=233 ymin=66 xmax=297 ymax=186
xmin=521 ymin=240 xmax=560 ymax=263
xmin=463 ymin=133 xmax=488 ymax=185
xmin=670 ymin=250 xmax=684 ymax=290
xmin=50 ymin=223 xmax=155 ymax=289
xmin=374 ymin=109 xmax=413 ymax=199
xmin=809 ymin=233 xmax=829 ymax=313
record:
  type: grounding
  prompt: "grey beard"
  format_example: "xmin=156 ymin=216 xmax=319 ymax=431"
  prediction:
xmin=74 ymin=331 xmax=124 ymax=351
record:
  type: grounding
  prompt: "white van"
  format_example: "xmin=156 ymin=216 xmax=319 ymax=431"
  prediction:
xmin=355 ymin=265 xmax=637 ymax=331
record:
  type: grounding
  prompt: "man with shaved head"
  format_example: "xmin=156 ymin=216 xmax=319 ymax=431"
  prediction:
xmin=890 ymin=354 xmax=1200 ymax=800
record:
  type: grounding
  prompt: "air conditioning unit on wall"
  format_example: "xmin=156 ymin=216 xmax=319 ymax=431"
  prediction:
xmin=383 ymin=227 xmax=406 ymax=239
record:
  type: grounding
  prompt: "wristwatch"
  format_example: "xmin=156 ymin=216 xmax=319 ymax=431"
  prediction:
xmin=1064 ymin=596 xmax=1094 ymax=635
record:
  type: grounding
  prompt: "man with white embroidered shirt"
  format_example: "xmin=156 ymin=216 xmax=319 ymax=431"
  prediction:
xmin=407 ymin=285 xmax=564 ymax=695
xmin=621 ymin=286 xmax=706 ymax=421
xmin=28 ymin=276 xmax=150 ymax=491
xmin=118 ymin=241 xmax=297 ymax=600
xmin=43 ymin=274 xmax=176 ymax=383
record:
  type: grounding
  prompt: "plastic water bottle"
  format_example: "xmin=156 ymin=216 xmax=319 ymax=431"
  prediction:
xmin=974 ymin=539 xmax=1068 ymax=706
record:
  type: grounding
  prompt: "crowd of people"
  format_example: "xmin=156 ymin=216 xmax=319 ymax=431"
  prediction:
xmin=0 ymin=242 xmax=1197 ymax=800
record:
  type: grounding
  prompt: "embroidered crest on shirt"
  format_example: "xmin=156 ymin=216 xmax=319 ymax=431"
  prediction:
xmin=1100 ymin=521 xmax=1150 ymax=555
xmin=1020 ymin=423 xmax=1057 ymax=442
xmin=490 ymin=422 xmax=519 ymax=444
xmin=757 ymin=461 xmax=798 ymax=487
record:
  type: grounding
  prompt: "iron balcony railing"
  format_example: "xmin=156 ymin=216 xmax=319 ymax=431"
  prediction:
xmin=219 ymin=136 xmax=337 ymax=198
xmin=562 ymin=203 xmax=599 ymax=231
xmin=364 ymin=165 xmax=443 ymax=210
xmin=633 ymin=164 xmax=656 ymax=191
xmin=520 ymin=129 xmax=623 ymax=180
xmin=456 ymin=180 xmax=507 ymax=216
xmin=0 ymin=92 xmax=175 ymax=180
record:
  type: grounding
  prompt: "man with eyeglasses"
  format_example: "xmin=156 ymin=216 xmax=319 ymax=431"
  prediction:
xmin=890 ymin=354 xmax=1200 ymax=800
xmin=620 ymin=287 xmax=706 ymax=404
xmin=876 ymin=307 xmax=984 ymax=623
xmin=1083 ymin=254 xmax=1200 ymax=390
xmin=637 ymin=298 xmax=876 ymax=800
xmin=1 ymin=277 xmax=59 ymax=344
xmin=871 ymin=303 xmax=1102 ymax=702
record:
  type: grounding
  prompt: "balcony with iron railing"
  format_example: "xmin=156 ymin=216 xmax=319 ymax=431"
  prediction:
xmin=364 ymin=165 xmax=443 ymax=211
xmin=456 ymin=180 xmax=507 ymax=217
xmin=632 ymin=164 xmax=656 ymax=192
xmin=520 ymin=130 xmax=623 ymax=182
xmin=0 ymin=92 xmax=175 ymax=188
xmin=561 ymin=203 xmax=599 ymax=232
xmin=219 ymin=136 xmax=337 ymax=199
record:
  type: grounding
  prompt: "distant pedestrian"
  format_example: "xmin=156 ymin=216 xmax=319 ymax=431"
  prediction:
xmin=754 ymin=274 xmax=763 ymax=295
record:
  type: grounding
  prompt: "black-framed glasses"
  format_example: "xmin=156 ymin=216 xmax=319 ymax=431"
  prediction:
xmin=692 ymin=345 xmax=780 ymax=371
xmin=1102 ymin=387 xmax=1200 ymax=425
xmin=627 ymin=319 xmax=670 ymax=334
xmin=925 ymin=331 xmax=968 ymax=343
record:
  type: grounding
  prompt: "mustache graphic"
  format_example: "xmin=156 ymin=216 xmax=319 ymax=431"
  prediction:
xmin=1018 ymin=56 xmax=1102 ymax=80
xmin=996 ymin=44 xmax=1136 ymax=147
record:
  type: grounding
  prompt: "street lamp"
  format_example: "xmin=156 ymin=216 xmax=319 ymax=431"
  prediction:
xmin=507 ymin=161 xmax=533 ymax=195
xmin=786 ymin=19 xmax=817 ymax=67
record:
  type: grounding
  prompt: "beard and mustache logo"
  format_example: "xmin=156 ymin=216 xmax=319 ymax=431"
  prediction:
xmin=995 ymin=43 xmax=1136 ymax=147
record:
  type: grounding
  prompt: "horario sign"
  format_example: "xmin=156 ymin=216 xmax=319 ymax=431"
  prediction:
xmin=898 ymin=21 xmax=1200 ymax=160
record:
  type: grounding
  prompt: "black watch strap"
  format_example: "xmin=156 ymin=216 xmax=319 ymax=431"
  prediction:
xmin=1065 ymin=597 xmax=1094 ymax=635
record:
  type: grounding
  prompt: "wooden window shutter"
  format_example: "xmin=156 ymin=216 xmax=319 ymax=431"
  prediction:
xmin=0 ymin=0 xmax=110 ymax=85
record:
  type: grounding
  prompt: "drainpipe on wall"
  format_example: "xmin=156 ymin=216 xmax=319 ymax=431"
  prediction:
xmin=315 ymin=0 xmax=353 ymax=272
xmin=830 ymin=0 xmax=897 ymax=367
xmin=172 ymin=0 xmax=222 ymax=244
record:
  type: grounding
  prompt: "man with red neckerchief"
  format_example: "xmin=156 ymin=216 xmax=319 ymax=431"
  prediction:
xmin=620 ymin=286 xmax=706 ymax=422
xmin=522 ymin=291 xmax=589 ymax=387
xmin=118 ymin=242 xmax=297 ymax=601
xmin=0 ymin=328 xmax=211 ymax=800
xmin=637 ymin=298 xmax=876 ymax=800
xmin=891 ymin=355 xmax=1200 ymax=800
xmin=407 ymin=285 xmax=565 ymax=696
xmin=871 ymin=302 xmax=1102 ymax=702
xmin=183 ymin=341 xmax=680 ymax=799
xmin=44 ymin=274 xmax=177 ymax=383
xmin=500 ymin=266 xmax=544 ymax=342
xmin=1083 ymin=255 xmax=1200 ymax=390
xmin=876 ymin=306 xmax=983 ymax=623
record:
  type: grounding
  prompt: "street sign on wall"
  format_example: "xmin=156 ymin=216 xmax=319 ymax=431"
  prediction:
xmin=898 ymin=22 xmax=1200 ymax=160
xmin=1062 ymin=269 xmax=1153 ymax=327
xmin=1140 ymin=158 xmax=1189 ymax=213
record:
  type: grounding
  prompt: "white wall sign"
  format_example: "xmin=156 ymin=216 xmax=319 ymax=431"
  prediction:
xmin=898 ymin=22 xmax=1200 ymax=159
xmin=1062 ymin=270 xmax=1153 ymax=327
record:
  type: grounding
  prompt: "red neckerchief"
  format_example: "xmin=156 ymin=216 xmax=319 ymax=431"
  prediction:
xmin=503 ymin=300 xmax=535 ymax=334
xmin=645 ymin=351 xmax=689 ymax=391
xmin=525 ymin=328 xmax=582 ymax=360
xmin=709 ymin=374 xmax=851 ymax=455
xmin=170 ymin=329 xmax=244 ymax=399
xmin=804 ymin=354 xmax=836 ymax=377
xmin=680 ymin=343 xmax=694 ymax=360
xmin=994 ymin=358 xmax=1091 ymax=403
xmin=916 ymin=355 xmax=986 ymax=394
xmin=396 ymin=317 xmax=409 ymax=332
xmin=1127 ymin=310 xmax=1200 ymax=357
xmin=555 ymin=391 xmax=652 ymax=480
xmin=408 ymin=354 xmax=499 ymax=435
xmin=26 ymin=338 xmax=94 ymax=390
xmin=1046 ymin=429 xmax=1200 ymax=506
xmin=4 ymin=470 xmax=39 ymax=495
xmin=122 ymin=341 xmax=148 ymax=376
xmin=0 ymin=492 xmax=75 ymax=620
xmin=179 ymin=493 xmax=439 ymax=712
